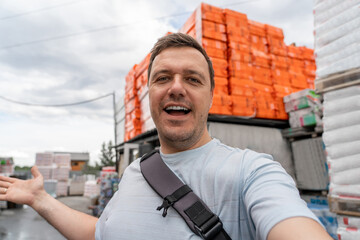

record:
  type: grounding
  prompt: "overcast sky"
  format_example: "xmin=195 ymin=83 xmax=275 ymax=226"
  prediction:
xmin=0 ymin=0 xmax=314 ymax=166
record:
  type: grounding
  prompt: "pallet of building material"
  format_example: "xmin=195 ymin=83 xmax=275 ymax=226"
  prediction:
xmin=328 ymin=195 xmax=360 ymax=217
xmin=281 ymin=126 xmax=322 ymax=140
xmin=292 ymin=137 xmax=328 ymax=190
xmin=315 ymin=67 xmax=360 ymax=93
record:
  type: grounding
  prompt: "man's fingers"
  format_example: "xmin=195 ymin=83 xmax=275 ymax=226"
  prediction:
xmin=0 ymin=175 xmax=16 ymax=183
xmin=31 ymin=166 xmax=41 ymax=178
xmin=0 ymin=181 xmax=11 ymax=188
xmin=0 ymin=188 xmax=7 ymax=194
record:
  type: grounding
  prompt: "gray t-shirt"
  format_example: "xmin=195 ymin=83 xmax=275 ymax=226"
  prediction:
xmin=95 ymin=138 xmax=319 ymax=240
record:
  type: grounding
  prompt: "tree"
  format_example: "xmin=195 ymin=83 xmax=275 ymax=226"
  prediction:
xmin=99 ymin=140 xmax=115 ymax=166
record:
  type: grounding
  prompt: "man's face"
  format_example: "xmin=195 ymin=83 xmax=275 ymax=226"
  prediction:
xmin=148 ymin=47 xmax=213 ymax=153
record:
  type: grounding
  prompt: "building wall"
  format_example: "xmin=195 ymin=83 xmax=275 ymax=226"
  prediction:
xmin=71 ymin=161 xmax=86 ymax=171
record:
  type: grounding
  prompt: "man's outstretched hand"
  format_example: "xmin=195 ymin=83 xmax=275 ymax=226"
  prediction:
xmin=0 ymin=166 xmax=46 ymax=207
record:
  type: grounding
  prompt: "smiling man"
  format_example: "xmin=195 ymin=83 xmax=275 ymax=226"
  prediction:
xmin=0 ymin=33 xmax=332 ymax=240
xmin=148 ymin=46 xmax=213 ymax=153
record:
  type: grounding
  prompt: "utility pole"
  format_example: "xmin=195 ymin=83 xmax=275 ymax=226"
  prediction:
xmin=112 ymin=91 xmax=118 ymax=164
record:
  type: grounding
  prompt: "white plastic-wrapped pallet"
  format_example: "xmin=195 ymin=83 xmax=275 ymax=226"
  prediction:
xmin=53 ymin=154 xmax=71 ymax=167
xmin=337 ymin=215 xmax=360 ymax=240
xmin=35 ymin=152 xmax=54 ymax=166
xmin=338 ymin=215 xmax=360 ymax=229
xmin=337 ymin=227 xmax=360 ymax=240
xmin=314 ymin=2 xmax=360 ymax=78
xmin=323 ymin=86 xmax=360 ymax=198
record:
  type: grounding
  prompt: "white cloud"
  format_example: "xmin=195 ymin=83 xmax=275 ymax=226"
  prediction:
xmin=0 ymin=0 xmax=315 ymax=166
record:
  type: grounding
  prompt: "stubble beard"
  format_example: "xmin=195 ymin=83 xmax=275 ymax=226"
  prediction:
xmin=158 ymin=113 xmax=208 ymax=152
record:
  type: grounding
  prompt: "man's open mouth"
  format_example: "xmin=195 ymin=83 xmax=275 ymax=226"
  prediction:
xmin=164 ymin=106 xmax=191 ymax=116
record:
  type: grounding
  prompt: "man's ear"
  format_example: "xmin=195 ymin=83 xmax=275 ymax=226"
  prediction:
xmin=209 ymin=91 xmax=213 ymax=109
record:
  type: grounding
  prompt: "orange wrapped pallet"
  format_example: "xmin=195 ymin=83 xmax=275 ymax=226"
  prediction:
xmin=179 ymin=2 xmax=229 ymax=93
xmin=252 ymin=66 xmax=272 ymax=85
xmin=249 ymin=34 xmax=268 ymax=52
xmin=265 ymin=24 xmax=284 ymax=39
xmin=213 ymin=77 xmax=229 ymax=95
xmin=231 ymin=95 xmax=256 ymax=116
xmin=228 ymin=61 xmax=252 ymax=79
xmin=251 ymin=49 xmax=270 ymax=68
xmin=121 ymin=2 xmax=318 ymax=140
xmin=209 ymin=94 xmax=232 ymax=115
xmin=287 ymin=45 xmax=303 ymax=59
xmin=255 ymin=95 xmax=277 ymax=119
xmin=273 ymin=84 xmax=293 ymax=98
xmin=224 ymin=9 xmax=249 ymax=45
xmin=248 ymin=20 xmax=266 ymax=37
xmin=270 ymin=55 xmax=289 ymax=69
xmin=229 ymin=78 xmax=254 ymax=97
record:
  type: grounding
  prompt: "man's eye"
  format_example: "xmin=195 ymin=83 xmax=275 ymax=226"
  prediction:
xmin=188 ymin=77 xmax=200 ymax=84
xmin=157 ymin=76 xmax=169 ymax=82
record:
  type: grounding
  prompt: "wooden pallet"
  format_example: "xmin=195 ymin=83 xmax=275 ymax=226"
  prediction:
xmin=315 ymin=67 xmax=360 ymax=93
xmin=281 ymin=126 xmax=323 ymax=141
xmin=329 ymin=195 xmax=360 ymax=217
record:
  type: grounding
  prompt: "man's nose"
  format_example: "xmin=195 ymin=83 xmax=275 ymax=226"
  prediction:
xmin=168 ymin=75 xmax=186 ymax=97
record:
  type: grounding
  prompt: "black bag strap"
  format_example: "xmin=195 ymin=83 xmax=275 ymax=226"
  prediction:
xmin=140 ymin=150 xmax=232 ymax=240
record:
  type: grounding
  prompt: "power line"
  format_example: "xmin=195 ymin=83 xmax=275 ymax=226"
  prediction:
xmin=0 ymin=11 xmax=192 ymax=50
xmin=0 ymin=0 xmax=263 ymax=50
xmin=0 ymin=92 xmax=113 ymax=107
xmin=0 ymin=0 xmax=87 ymax=21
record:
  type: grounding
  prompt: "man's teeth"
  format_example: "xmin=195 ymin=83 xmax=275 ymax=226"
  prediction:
xmin=165 ymin=106 xmax=189 ymax=111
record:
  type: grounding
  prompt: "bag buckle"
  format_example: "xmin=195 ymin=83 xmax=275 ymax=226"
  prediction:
xmin=156 ymin=196 xmax=174 ymax=217
xmin=194 ymin=215 xmax=223 ymax=240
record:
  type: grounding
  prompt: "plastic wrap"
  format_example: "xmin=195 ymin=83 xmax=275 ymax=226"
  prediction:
xmin=323 ymin=95 xmax=360 ymax=117
xmin=324 ymin=85 xmax=360 ymax=101
xmin=328 ymin=153 xmax=360 ymax=173
xmin=322 ymin=124 xmax=360 ymax=147
xmin=330 ymin=183 xmax=360 ymax=197
xmin=323 ymin=110 xmax=360 ymax=131
xmin=330 ymin=167 xmax=360 ymax=185
xmin=337 ymin=227 xmax=360 ymax=240
xmin=337 ymin=215 xmax=360 ymax=228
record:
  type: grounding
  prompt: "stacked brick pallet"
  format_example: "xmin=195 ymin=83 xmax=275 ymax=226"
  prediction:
xmin=122 ymin=2 xmax=315 ymax=141
xmin=35 ymin=152 xmax=71 ymax=197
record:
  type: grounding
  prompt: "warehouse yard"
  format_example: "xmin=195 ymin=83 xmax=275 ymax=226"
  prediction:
xmin=0 ymin=196 xmax=93 ymax=240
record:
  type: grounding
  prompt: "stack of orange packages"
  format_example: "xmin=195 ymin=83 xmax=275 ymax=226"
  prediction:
xmin=248 ymin=20 xmax=277 ymax=119
xmin=224 ymin=9 xmax=254 ymax=117
xmin=179 ymin=3 xmax=231 ymax=115
xmin=266 ymin=24 xmax=291 ymax=119
xmin=122 ymin=3 xmax=318 ymax=142
xmin=134 ymin=53 xmax=156 ymax=135
xmin=300 ymin=46 xmax=316 ymax=89
xmin=124 ymin=65 xmax=142 ymax=141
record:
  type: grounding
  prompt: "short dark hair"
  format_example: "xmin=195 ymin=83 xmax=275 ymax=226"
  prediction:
xmin=147 ymin=33 xmax=215 ymax=91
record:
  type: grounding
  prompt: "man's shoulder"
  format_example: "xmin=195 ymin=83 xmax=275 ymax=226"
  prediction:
xmin=212 ymin=139 xmax=274 ymax=162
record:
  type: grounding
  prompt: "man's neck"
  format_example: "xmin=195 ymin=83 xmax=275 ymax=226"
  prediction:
xmin=160 ymin=132 xmax=212 ymax=154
